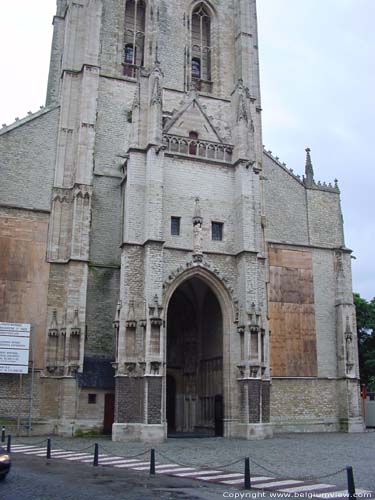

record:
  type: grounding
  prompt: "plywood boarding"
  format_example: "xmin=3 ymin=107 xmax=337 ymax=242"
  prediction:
xmin=0 ymin=216 xmax=50 ymax=369
xmin=268 ymin=246 xmax=317 ymax=377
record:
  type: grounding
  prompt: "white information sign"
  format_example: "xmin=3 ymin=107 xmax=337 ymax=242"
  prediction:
xmin=0 ymin=322 xmax=30 ymax=374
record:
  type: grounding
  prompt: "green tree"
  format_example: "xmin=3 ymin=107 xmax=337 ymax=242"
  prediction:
xmin=354 ymin=293 xmax=375 ymax=390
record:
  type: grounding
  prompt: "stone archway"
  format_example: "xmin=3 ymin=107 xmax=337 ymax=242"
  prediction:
xmin=166 ymin=275 xmax=224 ymax=436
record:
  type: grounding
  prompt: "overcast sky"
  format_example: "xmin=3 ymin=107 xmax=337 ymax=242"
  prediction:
xmin=0 ymin=1 xmax=373 ymax=300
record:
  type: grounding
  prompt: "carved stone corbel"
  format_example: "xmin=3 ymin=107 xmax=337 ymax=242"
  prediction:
xmin=149 ymin=295 xmax=163 ymax=327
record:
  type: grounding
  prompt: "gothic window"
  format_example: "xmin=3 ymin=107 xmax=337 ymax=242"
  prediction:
xmin=212 ymin=222 xmax=223 ymax=241
xmin=124 ymin=44 xmax=136 ymax=65
xmin=191 ymin=3 xmax=212 ymax=90
xmin=189 ymin=131 xmax=199 ymax=155
xmin=124 ymin=0 xmax=146 ymax=78
xmin=192 ymin=57 xmax=201 ymax=79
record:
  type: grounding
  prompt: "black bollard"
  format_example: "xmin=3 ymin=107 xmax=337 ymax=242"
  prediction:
xmin=150 ymin=449 xmax=155 ymax=475
xmin=47 ymin=438 xmax=51 ymax=459
xmin=7 ymin=434 xmax=11 ymax=453
xmin=347 ymin=466 xmax=356 ymax=500
xmin=1 ymin=426 xmax=5 ymax=443
xmin=244 ymin=457 xmax=251 ymax=490
xmin=93 ymin=443 xmax=99 ymax=466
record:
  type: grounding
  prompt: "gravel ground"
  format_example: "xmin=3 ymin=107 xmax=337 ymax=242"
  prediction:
xmin=8 ymin=430 xmax=375 ymax=492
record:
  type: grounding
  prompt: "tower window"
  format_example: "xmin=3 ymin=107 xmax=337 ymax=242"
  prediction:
xmin=171 ymin=217 xmax=181 ymax=236
xmin=191 ymin=3 xmax=212 ymax=91
xmin=212 ymin=222 xmax=223 ymax=241
xmin=124 ymin=0 xmax=146 ymax=77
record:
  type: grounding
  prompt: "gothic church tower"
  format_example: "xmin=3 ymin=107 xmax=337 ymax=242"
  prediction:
xmin=0 ymin=0 xmax=364 ymax=440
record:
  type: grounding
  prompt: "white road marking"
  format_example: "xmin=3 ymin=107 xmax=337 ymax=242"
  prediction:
xmin=154 ymin=464 xmax=180 ymax=469
xmin=175 ymin=470 xmax=221 ymax=477
xmin=64 ymin=454 xmax=94 ymax=461
xmin=20 ymin=448 xmax=52 ymax=454
xmin=220 ymin=478 xmax=245 ymax=485
xmin=253 ymin=479 xmax=304 ymax=488
xmin=95 ymin=456 xmax=125 ymax=463
xmin=79 ymin=454 xmax=108 ymax=463
xmin=199 ymin=473 xmax=244 ymax=481
xmin=11 ymin=446 xmax=41 ymax=451
xmin=114 ymin=461 xmax=150 ymax=468
xmin=105 ymin=459 xmax=141 ymax=465
xmin=50 ymin=451 xmax=87 ymax=458
xmin=159 ymin=467 xmax=196 ymax=474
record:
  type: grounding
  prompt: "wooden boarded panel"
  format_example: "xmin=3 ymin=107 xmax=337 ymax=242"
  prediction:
xmin=0 ymin=216 xmax=50 ymax=369
xmin=268 ymin=246 xmax=317 ymax=377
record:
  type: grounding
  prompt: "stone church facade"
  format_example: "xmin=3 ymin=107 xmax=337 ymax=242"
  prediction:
xmin=0 ymin=0 xmax=364 ymax=441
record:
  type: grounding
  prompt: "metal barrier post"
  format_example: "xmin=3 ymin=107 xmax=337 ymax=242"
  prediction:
xmin=244 ymin=457 xmax=251 ymax=490
xmin=347 ymin=466 xmax=356 ymax=500
xmin=47 ymin=438 xmax=51 ymax=459
xmin=150 ymin=449 xmax=155 ymax=475
xmin=6 ymin=434 xmax=11 ymax=453
xmin=1 ymin=426 xmax=5 ymax=443
xmin=93 ymin=443 xmax=99 ymax=466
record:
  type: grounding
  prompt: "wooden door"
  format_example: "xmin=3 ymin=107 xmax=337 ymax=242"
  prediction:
xmin=103 ymin=393 xmax=115 ymax=435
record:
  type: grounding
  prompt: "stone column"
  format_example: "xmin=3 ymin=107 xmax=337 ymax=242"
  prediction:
xmin=335 ymin=250 xmax=365 ymax=432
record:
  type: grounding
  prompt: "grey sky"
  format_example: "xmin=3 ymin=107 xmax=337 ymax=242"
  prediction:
xmin=0 ymin=0 xmax=373 ymax=299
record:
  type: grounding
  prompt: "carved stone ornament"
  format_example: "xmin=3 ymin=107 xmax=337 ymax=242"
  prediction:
xmin=71 ymin=308 xmax=81 ymax=336
xmin=150 ymin=361 xmax=161 ymax=375
xmin=248 ymin=302 xmax=261 ymax=332
xmin=126 ymin=300 xmax=137 ymax=329
xmin=192 ymin=197 xmax=204 ymax=261
xmin=149 ymin=295 xmax=163 ymax=326
xmin=125 ymin=362 xmax=137 ymax=376
xmin=48 ymin=309 xmax=59 ymax=336
xmin=345 ymin=316 xmax=354 ymax=373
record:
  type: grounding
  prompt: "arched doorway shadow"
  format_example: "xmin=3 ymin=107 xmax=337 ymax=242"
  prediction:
xmin=166 ymin=274 xmax=225 ymax=437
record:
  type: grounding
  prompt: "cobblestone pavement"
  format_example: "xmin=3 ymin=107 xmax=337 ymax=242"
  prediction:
xmin=7 ymin=431 xmax=375 ymax=492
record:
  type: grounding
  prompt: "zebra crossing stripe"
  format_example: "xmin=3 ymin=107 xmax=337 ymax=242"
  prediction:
xmin=280 ymin=484 xmax=337 ymax=493
xmin=175 ymin=470 xmax=221 ymax=477
xmin=108 ymin=459 xmax=141 ymax=465
xmin=12 ymin=445 xmax=41 ymax=451
xmin=253 ymin=479 xmax=304 ymax=488
xmin=79 ymin=454 xmax=108 ymax=463
xmin=96 ymin=456 xmax=125 ymax=463
xmin=64 ymin=454 xmax=94 ymax=461
xmin=114 ymin=461 xmax=150 ymax=468
xmin=155 ymin=464 xmax=180 ymax=469
xmin=131 ymin=464 xmax=155 ymax=471
xmin=97 ymin=459 xmax=135 ymax=465
xmin=21 ymin=448 xmax=52 ymax=454
xmin=158 ymin=467 xmax=196 ymax=474
xmin=220 ymin=478 xmax=244 ymax=485
xmin=199 ymin=473 xmax=244 ymax=481
xmin=48 ymin=451 xmax=87 ymax=458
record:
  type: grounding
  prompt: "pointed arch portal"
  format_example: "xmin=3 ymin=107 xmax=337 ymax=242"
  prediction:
xmin=166 ymin=276 xmax=224 ymax=436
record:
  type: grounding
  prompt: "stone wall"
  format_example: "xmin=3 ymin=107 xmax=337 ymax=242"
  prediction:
xmin=271 ymin=378 xmax=339 ymax=432
xmin=0 ymin=108 xmax=59 ymax=212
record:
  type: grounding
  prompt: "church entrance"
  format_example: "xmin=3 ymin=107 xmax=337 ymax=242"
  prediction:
xmin=166 ymin=277 xmax=224 ymax=436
